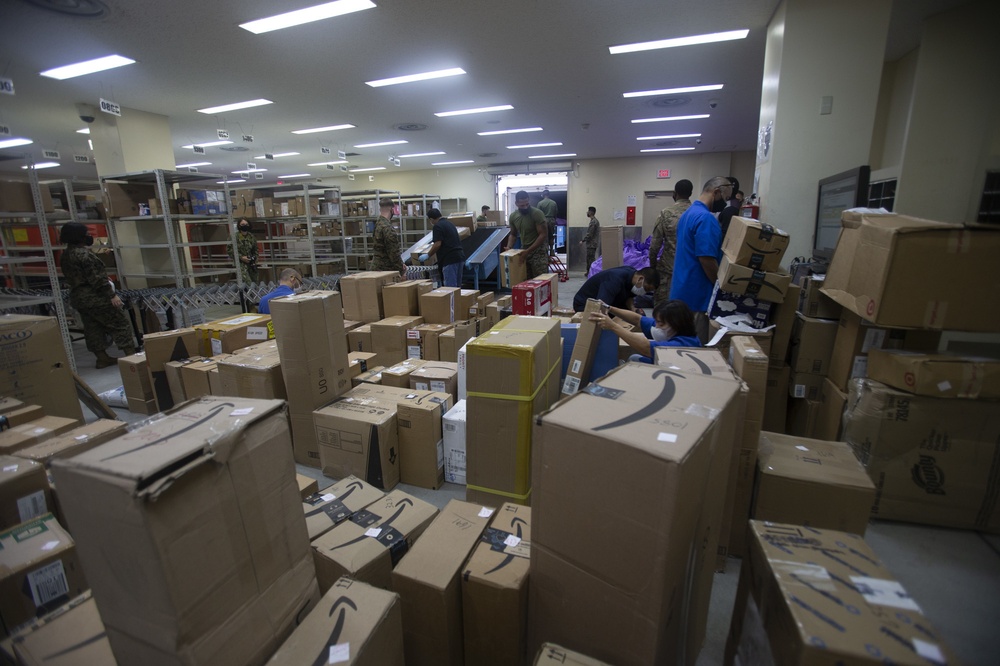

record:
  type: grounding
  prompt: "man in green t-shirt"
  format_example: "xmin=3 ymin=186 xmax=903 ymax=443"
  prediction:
xmin=476 ymin=204 xmax=490 ymax=222
xmin=506 ymin=190 xmax=549 ymax=279
xmin=537 ymin=189 xmax=559 ymax=252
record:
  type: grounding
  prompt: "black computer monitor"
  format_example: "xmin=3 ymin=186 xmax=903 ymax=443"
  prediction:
xmin=815 ymin=166 xmax=870 ymax=255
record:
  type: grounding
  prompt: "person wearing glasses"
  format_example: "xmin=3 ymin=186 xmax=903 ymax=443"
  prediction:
xmin=257 ymin=268 xmax=302 ymax=314
xmin=669 ymin=176 xmax=731 ymax=342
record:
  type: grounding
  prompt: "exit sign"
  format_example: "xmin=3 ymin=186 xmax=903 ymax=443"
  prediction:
xmin=656 ymin=169 xmax=671 ymax=179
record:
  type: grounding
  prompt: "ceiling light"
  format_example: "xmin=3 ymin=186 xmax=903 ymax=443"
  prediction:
xmin=528 ymin=154 xmax=576 ymax=159
xmin=306 ymin=160 xmax=348 ymax=166
xmin=431 ymin=160 xmax=474 ymax=166
xmin=349 ymin=167 xmax=386 ymax=172
xmin=197 ymin=99 xmax=273 ymax=114
xmin=353 ymin=140 xmax=408 ymax=148
xmin=477 ymin=127 xmax=542 ymax=136
xmin=366 ymin=68 xmax=466 ymax=87
xmin=181 ymin=140 xmax=234 ymax=148
xmin=278 ymin=173 xmax=312 ymax=179
xmin=631 ymin=114 xmax=710 ymax=124
xmin=436 ymin=105 xmax=513 ymax=117
xmin=218 ymin=179 xmax=247 ymax=184
xmin=21 ymin=162 xmax=60 ymax=170
xmin=291 ymin=124 xmax=355 ymax=134
xmin=232 ymin=168 xmax=268 ymax=173
xmin=636 ymin=133 xmax=702 ymax=140
xmin=507 ymin=142 xmax=563 ymax=149
xmin=623 ymin=84 xmax=723 ymax=98
xmin=0 ymin=138 xmax=34 ymax=150
xmin=88 ymin=139 xmax=93 ymax=150
xmin=76 ymin=128 xmax=90 ymax=135
xmin=397 ymin=151 xmax=445 ymax=158
xmin=640 ymin=147 xmax=697 ymax=153
xmin=40 ymin=54 xmax=135 ymax=80
xmin=253 ymin=152 xmax=300 ymax=158
xmin=176 ymin=162 xmax=212 ymax=168
xmin=610 ymin=29 xmax=749 ymax=55
xmin=239 ymin=0 xmax=376 ymax=34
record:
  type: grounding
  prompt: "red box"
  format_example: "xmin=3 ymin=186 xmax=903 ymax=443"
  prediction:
xmin=511 ymin=279 xmax=552 ymax=316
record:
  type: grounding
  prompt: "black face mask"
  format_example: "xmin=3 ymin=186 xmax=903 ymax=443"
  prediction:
xmin=711 ymin=197 xmax=727 ymax=214
xmin=239 ymin=225 xmax=251 ymax=233
xmin=85 ymin=235 xmax=94 ymax=246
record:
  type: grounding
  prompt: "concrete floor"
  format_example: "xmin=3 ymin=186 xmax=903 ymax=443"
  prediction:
xmin=71 ymin=269 xmax=1000 ymax=665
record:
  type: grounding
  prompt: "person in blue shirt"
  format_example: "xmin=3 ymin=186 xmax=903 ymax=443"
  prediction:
xmin=589 ymin=299 xmax=701 ymax=364
xmin=257 ymin=268 xmax=302 ymax=314
xmin=572 ymin=266 xmax=658 ymax=312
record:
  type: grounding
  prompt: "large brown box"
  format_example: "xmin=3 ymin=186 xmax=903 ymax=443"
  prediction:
xmin=843 ymin=378 xmax=1000 ymax=532
xmin=340 ymin=271 xmax=401 ymax=323
xmin=0 ymin=455 xmax=53 ymax=530
xmin=766 ymin=283 xmax=801 ymax=367
xmin=763 ymin=364 xmax=790 ymax=432
xmin=0 ymin=180 xmax=53 ymax=213
xmin=14 ymin=419 xmax=126 ymax=468
xmin=867 ymin=349 xmax=1000 ymax=399
xmin=720 ymin=217 xmax=790 ymax=272
xmin=371 ymin=315 xmax=424 ymax=366
xmin=349 ymin=324 xmax=374 ymax=354
xmin=410 ymin=323 xmax=453 ymax=361
xmin=409 ymin=362 xmax=459 ymax=402
xmin=310 ymin=490 xmax=438 ymax=592
xmin=823 ymin=211 xmax=1000 ymax=331
xmin=314 ymin=394 xmax=399 ymax=490
xmin=216 ymin=341 xmax=286 ymax=399
xmin=717 ymin=256 xmax=791 ymax=303
xmin=118 ymin=352 xmax=155 ymax=402
xmin=499 ymin=250 xmax=528 ymax=289
xmin=463 ymin=503 xmax=532 ymax=666
xmin=599 ymin=226 xmax=623 ymax=269
xmin=753 ymin=432 xmax=875 ymax=535
xmin=815 ymin=377 xmax=848 ymax=441
xmin=420 ymin=287 xmax=459 ymax=325
xmin=798 ymin=274 xmax=841 ymax=319
xmin=179 ymin=358 xmax=217 ymax=399
xmin=50 ymin=397 xmax=319 ymax=665
xmin=302 ymin=475 xmax=385 ymax=542
xmin=789 ymin=312 xmax=838 ymax=376
xmin=382 ymin=280 xmax=433 ymax=317
xmin=194 ymin=313 xmax=273 ymax=357
xmin=561 ymin=298 xmax=607 ymax=396
xmin=380 ymin=358 xmax=427 ymax=387
xmin=265 ymin=577 xmax=403 ymax=666
xmin=5 ymin=591 xmax=115 ymax=665
xmin=0 ymin=417 xmax=79 ymax=456
xmin=0 ymin=315 xmax=83 ymax=421
xmin=725 ymin=521 xmax=956 ymax=666
xmin=455 ymin=289 xmax=481 ymax=320
xmin=392 ymin=500 xmax=492 ymax=665
xmin=142 ymin=327 xmax=199 ymax=412
xmin=529 ymin=362 xmax=743 ymax=665
xmin=101 ymin=181 xmax=154 ymax=217
xmin=439 ymin=320 xmax=476 ymax=362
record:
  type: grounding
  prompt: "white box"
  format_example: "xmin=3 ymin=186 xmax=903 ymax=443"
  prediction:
xmin=442 ymin=400 xmax=467 ymax=485
xmin=457 ymin=341 xmax=470 ymax=401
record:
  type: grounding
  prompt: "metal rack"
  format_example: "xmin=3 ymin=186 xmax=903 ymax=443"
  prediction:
xmin=339 ymin=189 xmax=401 ymax=272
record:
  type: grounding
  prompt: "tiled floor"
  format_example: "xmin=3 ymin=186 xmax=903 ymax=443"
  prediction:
xmin=71 ymin=273 xmax=1000 ymax=665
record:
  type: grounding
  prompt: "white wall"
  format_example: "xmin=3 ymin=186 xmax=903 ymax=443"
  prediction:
xmin=870 ymin=49 xmax=918 ymax=175
xmin=312 ymin=167 xmax=495 ymax=212
xmin=93 ymin=107 xmax=175 ymax=177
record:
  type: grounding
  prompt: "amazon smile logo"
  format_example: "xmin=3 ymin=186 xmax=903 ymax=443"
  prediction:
xmin=593 ymin=369 xmax=684 ymax=431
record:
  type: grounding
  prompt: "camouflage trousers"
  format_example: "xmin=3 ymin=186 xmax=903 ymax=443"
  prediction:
xmin=653 ymin=268 xmax=673 ymax=306
xmin=75 ymin=299 xmax=134 ymax=353
xmin=585 ymin=246 xmax=597 ymax=273
xmin=525 ymin=246 xmax=550 ymax=280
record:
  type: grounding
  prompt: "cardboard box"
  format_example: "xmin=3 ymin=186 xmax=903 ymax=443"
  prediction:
xmin=164 ymin=357 xmax=198 ymax=405
xmin=178 ymin=357 xmax=217 ymax=399
xmin=409 ymin=323 xmax=453 ymax=361
xmin=529 ymin=362 xmax=744 ymax=665
xmin=534 ymin=643 xmax=611 ymax=666
xmin=0 ymin=514 xmax=87 ymax=636
xmin=763 ymin=364 xmax=790 ymax=433
xmin=314 ymin=394 xmax=399 ymax=489
xmin=349 ymin=324 xmax=374 ymax=354
xmin=14 ymin=419 xmax=126 ymax=468
xmin=534 ymin=276 xmax=559 ymax=311
xmin=142 ymin=327 xmax=199 ymax=412
xmin=600 ymin=226 xmax=623 ymax=269
xmin=789 ymin=312 xmax=838 ymax=375
xmin=499 ymin=250 xmax=528 ymax=289
xmin=392 ymin=500 xmax=492 ymax=665
xmin=754 ymin=431 xmax=875 ymax=535
xmin=725 ymin=521 xmax=956 ymax=666
xmin=462 ymin=503 xmax=532 ymax=666
xmin=371 ymin=316 xmax=424 ymax=366
xmin=789 ymin=369 xmax=823 ymax=400
xmin=798 ymin=274 xmax=841 ymax=319
xmin=766 ymin=283 xmax=801 ymax=367
xmin=408 ymin=362 xmax=459 ymax=401
xmin=118 ymin=352 xmax=154 ymax=402
xmin=512 ymin=279 xmax=553 ymax=317
xmin=5 ymin=591 xmax=115 ymax=665
xmin=194 ymin=313 xmax=273 ymax=357
xmin=456 ymin=289 xmax=481 ymax=319
xmin=0 ymin=316 xmax=83 ymax=421
xmin=442 ymin=400 xmax=467 ymax=485
xmin=707 ymin=283 xmax=773 ymax=329
xmin=562 ymin=299 xmax=608 ymax=395
xmin=828 ymin=310 xmax=940 ymax=391
xmin=717 ymin=256 xmax=791 ymax=303
xmin=721 ymin=217 xmax=790 ymax=271
xmin=127 ymin=396 xmax=157 ymax=415
xmin=101 ymin=181 xmax=155 ymax=217
xmin=265 ymin=577 xmax=403 ymax=666
xmin=310 ymin=490 xmax=438 ymax=592
xmin=340 ymin=271 xmax=401 ymax=323
xmin=843 ymin=378 xmax=1000 ymax=531
xmin=0 ymin=404 xmax=43 ymax=430
xmin=815 ymin=377 xmax=848 ymax=441
xmin=0 ymin=456 xmax=53 ymax=530
xmin=296 ymin=473 xmax=318 ymax=500
xmin=439 ymin=320 xmax=475 ymax=362
xmin=49 ymin=397 xmax=319 ymax=664
xmin=216 ymin=342 xmax=286 ymax=399
xmin=466 ymin=316 xmax=561 ymax=506
xmin=823 ymin=211 xmax=1000 ymax=331
xmin=382 ymin=280 xmax=433 ymax=317
xmin=867 ymin=349 xmax=1000 ymax=399
xmin=708 ymin=319 xmax=772 ymax=360
xmin=352 ymin=366 xmax=386 ymax=386
xmin=302 ymin=475 xmax=385 ymax=542
xmin=348 ymin=351 xmax=379 ymax=378
xmin=420 ymin=288 xmax=459 ymax=325
xmin=0 ymin=417 xmax=79 ymax=456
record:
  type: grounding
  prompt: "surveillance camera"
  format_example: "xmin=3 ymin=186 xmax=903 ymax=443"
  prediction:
xmin=75 ymin=103 xmax=97 ymax=123
xmin=696 ymin=139 xmax=702 ymax=144
xmin=708 ymin=99 xmax=719 ymax=109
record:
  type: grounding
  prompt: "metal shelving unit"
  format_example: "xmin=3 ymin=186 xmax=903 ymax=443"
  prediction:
xmin=340 ymin=189 xmax=401 ymax=272
xmin=398 ymin=193 xmax=440 ymax=249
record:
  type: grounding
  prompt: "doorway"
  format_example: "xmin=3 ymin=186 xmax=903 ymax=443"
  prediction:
xmin=642 ymin=191 xmax=675 ymax=238
xmin=496 ymin=173 xmax=569 ymax=252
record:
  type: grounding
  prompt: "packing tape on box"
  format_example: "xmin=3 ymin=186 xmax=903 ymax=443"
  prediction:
xmin=465 ymin=483 xmax=532 ymax=502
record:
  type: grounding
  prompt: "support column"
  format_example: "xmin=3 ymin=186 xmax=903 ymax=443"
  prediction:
xmin=90 ymin=106 xmax=175 ymax=177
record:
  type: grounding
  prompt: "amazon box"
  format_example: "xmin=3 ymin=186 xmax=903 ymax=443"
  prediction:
xmin=266 ymin=577 xmax=403 ymax=666
xmin=5 ymin=591 xmax=114 ymax=666
xmin=725 ymin=521 xmax=956 ymax=666
xmin=382 ymin=280 xmax=433 ymax=317
xmin=753 ymin=432 xmax=875 ymax=535
xmin=463 ymin=503 xmax=532 ymax=666
xmin=142 ymin=327 xmax=199 ymax=412
xmin=314 ymin=394 xmax=399 ymax=490
xmin=14 ymin=419 xmax=126 ymax=468
xmin=340 ymin=271 xmax=401 ymax=323
xmin=410 ymin=323 xmax=454 ymax=361
xmin=0 ymin=456 xmax=53 ymax=530
xmin=49 ymin=397 xmax=319 ymax=665
xmin=866 ymin=349 xmax=1000 ymax=399
xmin=310 ymin=490 xmax=438 ymax=592
xmin=721 ymin=217 xmax=790 ymax=271
xmin=420 ymin=288 xmax=459 ymax=325
xmin=717 ymin=256 xmax=791 ymax=303
xmin=372 ymin=316 xmax=425 ymax=366
xmin=0 ymin=315 xmax=83 ymax=422
xmin=194 ymin=313 xmax=273 ymax=357
xmin=0 ymin=417 xmax=79 ymax=456
xmin=392 ymin=500 xmax=492 ymax=665
xmin=302 ymin=475 xmax=385 ymax=542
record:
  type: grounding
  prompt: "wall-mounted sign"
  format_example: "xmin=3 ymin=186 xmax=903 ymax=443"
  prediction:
xmin=0 ymin=125 xmax=11 ymax=137
xmin=217 ymin=129 xmax=229 ymax=140
xmin=73 ymin=155 xmax=89 ymax=163
xmin=337 ymin=150 xmax=346 ymax=160
xmin=657 ymin=169 xmax=671 ymax=179
xmin=242 ymin=134 xmax=254 ymax=143
xmin=264 ymin=153 xmax=274 ymax=160
xmin=254 ymin=172 xmax=264 ymax=180
xmin=0 ymin=78 xmax=14 ymax=96
xmin=193 ymin=145 xmax=206 ymax=154
xmin=42 ymin=149 xmax=60 ymax=160
xmin=320 ymin=146 xmax=331 ymax=155
xmin=247 ymin=162 xmax=256 ymax=170
xmin=99 ymin=98 xmax=121 ymax=116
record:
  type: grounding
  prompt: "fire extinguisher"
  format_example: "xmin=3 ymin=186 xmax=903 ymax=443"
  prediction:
xmin=740 ymin=194 xmax=760 ymax=220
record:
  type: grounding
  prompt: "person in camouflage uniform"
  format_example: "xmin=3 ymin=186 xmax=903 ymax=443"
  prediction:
xmin=229 ymin=219 xmax=259 ymax=284
xmin=649 ymin=179 xmax=694 ymax=305
xmin=537 ymin=189 xmax=559 ymax=252
xmin=370 ymin=199 xmax=405 ymax=275
xmin=59 ymin=222 xmax=135 ymax=368
xmin=580 ymin=206 xmax=601 ymax=273
xmin=506 ymin=190 xmax=550 ymax=280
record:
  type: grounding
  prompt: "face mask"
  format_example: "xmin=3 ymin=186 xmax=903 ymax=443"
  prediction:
xmin=631 ymin=285 xmax=646 ymax=297
xmin=711 ymin=196 xmax=727 ymax=214
xmin=239 ymin=225 xmax=251 ymax=233
xmin=651 ymin=325 xmax=673 ymax=342
xmin=85 ymin=235 xmax=94 ymax=247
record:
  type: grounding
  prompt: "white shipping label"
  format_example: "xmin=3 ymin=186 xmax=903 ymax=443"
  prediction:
xmin=17 ymin=491 xmax=48 ymax=522
xmin=3 ymin=465 xmax=18 ymax=472
xmin=657 ymin=432 xmax=678 ymax=443
xmin=407 ymin=346 xmax=422 ymax=359
xmin=913 ymin=639 xmax=945 ymax=665
xmin=430 ymin=380 xmax=447 ymax=392
xmin=328 ymin=643 xmax=350 ymax=664
xmin=245 ymin=326 xmax=267 ymax=340
xmin=850 ymin=356 xmax=868 ymax=379
xmin=793 ymin=384 xmax=806 ymax=399
xmin=561 ymin=375 xmax=580 ymax=396
xmin=415 ymin=381 xmax=429 ymax=391
xmin=504 ymin=534 xmax=522 ymax=548
xmin=571 ymin=359 xmax=582 ymax=374
xmin=365 ymin=528 xmax=382 ymax=538
xmin=210 ymin=338 xmax=223 ymax=356
xmin=27 ymin=560 xmax=69 ymax=607
xmin=850 ymin=576 xmax=922 ymax=612
xmin=321 ymin=493 xmax=336 ymax=502
xmin=41 ymin=540 xmax=60 ymax=551
xmin=937 ymin=380 xmax=952 ymax=392
xmin=230 ymin=408 xmax=254 ymax=416
xmin=862 ymin=328 xmax=886 ymax=352
xmin=478 ymin=507 xmax=494 ymax=518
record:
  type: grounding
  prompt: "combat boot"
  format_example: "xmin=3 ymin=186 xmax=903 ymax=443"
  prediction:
xmin=95 ymin=350 xmax=116 ymax=369
xmin=122 ymin=346 xmax=136 ymax=356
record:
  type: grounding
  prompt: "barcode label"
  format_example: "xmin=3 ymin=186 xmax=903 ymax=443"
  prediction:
xmin=27 ymin=560 xmax=69 ymax=607
xmin=17 ymin=490 xmax=47 ymax=522
xmin=562 ymin=375 xmax=581 ymax=395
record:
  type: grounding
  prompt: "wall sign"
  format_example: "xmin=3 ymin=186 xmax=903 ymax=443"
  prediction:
xmin=193 ymin=145 xmax=206 ymax=154
xmin=657 ymin=169 xmax=671 ymax=179
xmin=217 ymin=129 xmax=229 ymax=140
xmin=242 ymin=134 xmax=254 ymax=143
xmin=0 ymin=125 xmax=11 ymax=136
xmin=337 ymin=150 xmax=346 ymax=160
xmin=99 ymin=98 xmax=121 ymax=116
xmin=246 ymin=162 xmax=256 ymax=170
xmin=0 ymin=78 xmax=14 ymax=96
xmin=320 ymin=146 xmax=331 ymax=155
xmin=42 ymin=149 xmax=60 ymax=160
xmin=73 ymin=155 xmax=89 ymax=163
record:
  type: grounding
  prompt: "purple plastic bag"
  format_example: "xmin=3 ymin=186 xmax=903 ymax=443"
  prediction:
xmin=588 ymin=236 xmax=653 ymax=277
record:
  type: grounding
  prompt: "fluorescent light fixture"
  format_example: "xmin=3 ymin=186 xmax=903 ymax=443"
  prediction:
xmin=623 ymin=84 xmax=723 ymax=98
xmin=88 ymin=139 xmax=93 ymax=150
xmin=197 ymin=99 xmax=273 ymax=114
xmin=436 ymin=105 xmax=513 ymax=117
xmin=278 ymin=173 xmax=312 ymax=179
xmin=76 ymin=128 xmax=90 ymax=135
xmin=253 ymin=152 xmax=300 ymax=158
xmin=610 ymin=29 xmax=749 ymax=55
xmin=640 ymin=147 xmax=697 ymax=153
xmin=218 ymin=179 xmax=246 ymax=184
xmin=306 ymin=160 xmax=348 ymax=166
xmin=232 ymin=168 xmax=268 ymax=173
xmin=507 ymin=142 xmax=562 ymax=149
xmin=397 ymin=151 xmax=445 ymax=158
xmin=291 ymin=124 xmax=355 ymax=134
xmin=175 ymin=162 xmax=212 ymax=168
xmin=349 ymin=167 xmax=386 ymax=172
xmin=181 ymin=140 xmax=234 ymax=148
xmin=528 ymin=153 xmax=576 ymax=159
xmin=431 ymin=160 xmax=474 ymax=166
xmin=21 ymin=162 xmax=60 ymax=170
xmin=631 ymin=114 xmax=710 ymax=124
xmin=353 ymin=140 xmax=407 ymax=148
xmin=239 ymin=0 xmax=376 ymax=34
xmin=366 ymin=68 xmax=465 ymax=87
xmin=477 ymin=127 xmax=542 ymax=136
xmin=636 ymin=133 xmax=702 ymax=140
xmin=40 ymin=54 xmax=135 ymax=80
xmin=0 ymin=138 xmax=33 ymax=150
